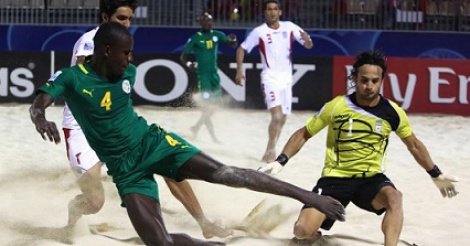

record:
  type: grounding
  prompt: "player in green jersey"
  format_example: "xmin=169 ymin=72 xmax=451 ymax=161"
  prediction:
xmin=180 ymin=12 xmax=237 ymax=142
xmin=258 ymin=50 xmax=459 ymax=245
xmin=30 ymin=22 xmax=345 ymax=245
xmin=64 ymin=0 xmax=232 ymax=239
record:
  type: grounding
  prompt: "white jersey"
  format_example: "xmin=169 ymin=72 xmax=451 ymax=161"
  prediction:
xmin=241 ymin=21 xmax=306 ymax=83
xmin=63 ymin=27 xmax=98 ymax=129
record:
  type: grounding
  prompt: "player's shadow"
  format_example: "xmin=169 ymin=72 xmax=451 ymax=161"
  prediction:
xmin=5 ymin=220 xmax=74 ymax=245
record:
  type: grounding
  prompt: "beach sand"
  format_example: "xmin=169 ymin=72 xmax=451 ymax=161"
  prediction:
xmin=1 ymin=104 xmax=469 ymax=246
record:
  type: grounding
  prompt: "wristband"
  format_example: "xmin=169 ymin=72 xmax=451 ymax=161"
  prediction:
xmin=276 ymin=153 xmax=289 ymax=166
xmin=427 ymin=165 xmax=442 ymax=178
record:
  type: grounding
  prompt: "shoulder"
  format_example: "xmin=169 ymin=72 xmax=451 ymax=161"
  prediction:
xmin=252 ymin=24 xmax=266 ymax=33
xmin=79 ymin=27 xmax=99 ymax=41
xmin=318 ymin=95 xmax=346 ymax=116
xmin=213 ymin=30 xmax=225 ymax=35
xmin=126 ymin=64 xmax=137 ymax=75
xmin=282 ymin=21 xmax=301 ymax=30
xmin=330 ymin=95 xmax=347 ymax=105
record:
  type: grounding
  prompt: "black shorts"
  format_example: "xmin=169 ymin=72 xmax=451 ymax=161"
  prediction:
xmin=302 ymin=173 xmax=396 ymax=230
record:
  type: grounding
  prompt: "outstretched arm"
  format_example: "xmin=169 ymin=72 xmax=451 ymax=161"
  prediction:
xmin=300 ymin=31 xmax=313 ymax=49
xmin=29 ymin=92 xmax=61 ymax=144
xmin=235 ymin=46 xmax=246 ymax=86
xmin=280 ymin=126 xmax=312 ymax=159
xmin=258 ymin=127 xmax=312 ymax=174
xmin=180 ymin=52 xmax=197 ymax=70
xmin=401 ymin=133 xmax=458 ymax=198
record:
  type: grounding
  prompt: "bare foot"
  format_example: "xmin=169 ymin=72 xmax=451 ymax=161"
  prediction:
xmin=261 ymin=149 xmax=276 ymax=163
xmin=289 ymin=231 xmax=322 ymax=245
xmin=200 ymin=220 xmax=233 ymax=239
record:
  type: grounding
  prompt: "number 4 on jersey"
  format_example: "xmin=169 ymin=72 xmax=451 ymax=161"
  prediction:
xmin=100 ymin=91 xmax=112 ymax=111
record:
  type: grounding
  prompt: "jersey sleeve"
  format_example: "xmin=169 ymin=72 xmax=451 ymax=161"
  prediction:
xmin=390 ymin=101 xmax=413 ymax=138
xmin=305 ymin=96 xmax=342 ymax=136
xmin=240 ymin=29 xmax=259 ymax=53
xmin=288 ymin=21 xmax=306 ymax=45
xmin=182 ymin=36 xmax=195 ymax=54
xmin=216 ymin=30 xmax=229 ymax=43
xmin=128 ymin=64 xmax=137 ymax=86
xmin=74 ymin=34 xmax=94 ymax=58
xmin=37 ymin=69 xmax=72 ymax=100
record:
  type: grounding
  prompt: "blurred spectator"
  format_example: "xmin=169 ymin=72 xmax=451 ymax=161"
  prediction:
xmin=281 ymin=0 xmax=301 ymax=21
xmin=383 ymin=0 xmax=398 ymax=29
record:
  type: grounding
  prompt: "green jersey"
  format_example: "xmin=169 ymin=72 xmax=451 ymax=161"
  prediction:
xmin=305 ymin=93 xmax=413 ymax=178
xmin=182 ymin=30 xmax=229 ymax=74
xmin=39 ymin=62 xmax=148 ymax=160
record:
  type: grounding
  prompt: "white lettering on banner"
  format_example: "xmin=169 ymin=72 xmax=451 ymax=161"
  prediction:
xmin=429 ymin=67 xmax=455 ymax=104
xmin=292 ymin=64 xmax=316 ymax=103
xmin=135 ymin=60 xmax=314 ymax=103
xmin=0 ymin=67 xmax=34 ymax=97
xmin=458 ymin=75 xmax=470 ymax=104
xmin=388 ymin=73 xmax=416 ymax=110
xmin=134 ymin=59 xmax=188 ymax=102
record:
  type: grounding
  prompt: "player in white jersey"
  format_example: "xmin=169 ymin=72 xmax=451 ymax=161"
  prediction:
xmin=62 ymin=0 xmax=232 ymax=239
xmin=235 ymin=0 xmax=313 ymax=163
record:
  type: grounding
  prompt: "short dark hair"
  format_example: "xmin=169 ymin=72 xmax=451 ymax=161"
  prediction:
xmin=99 ymin=0 xmax=138 ymax=23
xmin=94 ymin=21 xmax=132 ymax=48
xmin=263 ymin=0 xmax=280 ymax=11
xmin=350 ymin=50 xmax=387 ymax=79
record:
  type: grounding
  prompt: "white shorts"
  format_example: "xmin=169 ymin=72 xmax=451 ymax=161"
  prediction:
xmin=63 ymin=128 xmax=102 ymax=177
xmin=261 ymin=72 xmax=293 ymax=115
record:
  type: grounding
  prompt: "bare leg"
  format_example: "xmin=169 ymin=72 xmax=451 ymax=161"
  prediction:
xmin=67 ymin=162 xmax=105 ymax=226
xmin=178 ymin=153 xmax=345 ymax=221
xmin=292 ymin=207 xmax=326 ymax=243
xmin=262 ymin=106 xmax=286 ymax=162
xmin=124 ymin=193 xmax=224 ymax=246
xmin=190 ymin=116 xmax=203 ymax=140
xmin=202 ymin=107 xmax=220 ymax=143
xmin=164 ymin=178 xmax=233 ymax=238
xmin=372 ymin=186 xmax=403 ymax=246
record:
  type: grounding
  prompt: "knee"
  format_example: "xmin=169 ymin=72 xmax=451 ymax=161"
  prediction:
xmin=85 ymin=194 xmax=105 ymax=214
xmin=293 ymin=220 xmax=314 ymax=239
xmin=385 ymin=189 xmax=403 ymax=211
xmin=271 ymin=113 xmax=286 ymax=125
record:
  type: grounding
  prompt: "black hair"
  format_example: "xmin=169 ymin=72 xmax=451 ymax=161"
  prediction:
xmin=263 ymin=0 xmax=280 ymax=11
xmin=197 ymin=11 xmax=213 ymax=22
xmin=94 ymin=22 xmax=132 ymax=48
xmin=349 ymin=50 xmax=387 ymax=79
xmin=98 ymin=0 xmax=138 ymax=23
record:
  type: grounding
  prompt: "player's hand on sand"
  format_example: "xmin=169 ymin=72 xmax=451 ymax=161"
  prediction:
xmin=257 ymin=161 xmax=283 ymax=175
xmin=33 ymin=119 xmax=61 ymax=144
xmin=432 ymin=174 xmax=459 ymax=198
xmin=313 ymin=195 xmax=346 ymax=222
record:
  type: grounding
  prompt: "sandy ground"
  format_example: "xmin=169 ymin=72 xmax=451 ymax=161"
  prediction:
xmin=1 ymin=103 xmax=469 ymax=246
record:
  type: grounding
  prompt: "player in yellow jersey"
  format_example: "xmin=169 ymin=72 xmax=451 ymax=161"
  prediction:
xmin=259 ymin=50 xmax=459 ymax=245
